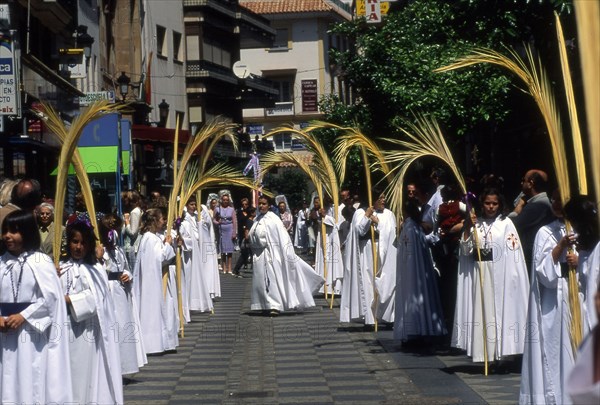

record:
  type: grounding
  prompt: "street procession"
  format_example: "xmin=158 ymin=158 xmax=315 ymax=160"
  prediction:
xmin=0 ymin=0 xmax=599 ymax=404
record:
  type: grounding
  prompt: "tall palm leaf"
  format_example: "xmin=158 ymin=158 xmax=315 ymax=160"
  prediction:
xmin=574 ymin=1 xmax=599 ymax=224
xmin=33 ymin=101 xmax=126 ymax=264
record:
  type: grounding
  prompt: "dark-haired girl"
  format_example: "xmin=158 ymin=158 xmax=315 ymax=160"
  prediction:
xmin=133 ymin=208 xmax=177 ymax=355
xmin=453 ymin=188 xmax=530 ymax=365
xmin=0 ymin=210 xmax=72 ymax=404
xmin=100 ymin=213 xmax=147 ymax=375
xmin=59 ymin=216 xmax=123 ymax=404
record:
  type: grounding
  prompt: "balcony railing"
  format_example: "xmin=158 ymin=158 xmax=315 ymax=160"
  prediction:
xmin=186 ymin=60 xmax=238 ymax=84
xmin=265 ymin=102 xmax=294 ymax=117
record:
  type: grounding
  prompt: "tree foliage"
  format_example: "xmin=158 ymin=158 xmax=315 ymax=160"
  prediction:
xmin=322 ymin=0 xmax=573 ymax=138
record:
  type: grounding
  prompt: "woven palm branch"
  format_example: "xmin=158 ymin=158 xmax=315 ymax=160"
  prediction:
xmin=265 ymin=126 xmax=340 ymax=221
xmin=167 ymin=120 xmax=238 ymax=233
xmin=180 ymin=163 xmax=266 ymax=207
xmin=33 ymin=101 xmax=126 ymax=265
xmin=382 ymin=114 xmax=466 ymax=217
xmin=308 ymin=120 xmax=391 ymax=185
xmin=574 ymin=1 xmax=600 ymax=224
xmin=556 ymin=12 xmax=586 ymax=195
xmin=436 ymin=45 xmax=583 ymax=352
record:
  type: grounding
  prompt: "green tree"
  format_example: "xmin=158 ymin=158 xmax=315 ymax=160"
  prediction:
xmin=262 ymin=168 xmax=309 ymax=210
xmin=323 ymin=0 xmax=573 ymax=137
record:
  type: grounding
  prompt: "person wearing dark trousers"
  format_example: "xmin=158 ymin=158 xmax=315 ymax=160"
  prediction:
xmin=233 ymin=207 xmax=256 ymax=277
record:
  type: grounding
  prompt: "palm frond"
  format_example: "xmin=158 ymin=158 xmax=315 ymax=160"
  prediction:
xmin=556 ymin=12 xmax=586 ymax=195
xmin=574 ymin=2 xmax=599 ymax=211
xmin=34 ymin=101 xmax=125 ymax=264
xmin=381 ymin=114 xmax=466 ymax=217
xmin=180 ymin=163 xmax=266 ymax=206
xmin=264 ymin=126 xmax=339 ymax=219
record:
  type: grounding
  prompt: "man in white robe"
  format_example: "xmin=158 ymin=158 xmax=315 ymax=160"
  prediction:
xmin=340 ymin=192 xmax=397 ymax=325
xmin=520 ymin=215 xmax=577 ymax=404
xmin=250 ymin=196 xmax=324 ymax=313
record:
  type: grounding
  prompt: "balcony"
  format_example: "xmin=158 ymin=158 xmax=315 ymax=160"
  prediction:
xmin=16 ymin=0 xmax=74 ymax=33
xmin=265 ymin=102 xmax=294 ymax=117
xmin=186 ymin=60 xmax=238 ymax=84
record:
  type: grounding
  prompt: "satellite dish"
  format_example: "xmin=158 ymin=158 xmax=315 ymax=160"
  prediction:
xmin=233 ymin=61 xmax=251 ymax=79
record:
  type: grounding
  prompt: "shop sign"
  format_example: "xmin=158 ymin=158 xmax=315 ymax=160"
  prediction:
xmin=301 ymin=79 xmax=318 ymax=113
xmin=0 ymin=32 xmax=18 ymax=116
xmin=246 ymin=124 xmax=264 ymax=135
xmin=79 ymin=91 xmax=116 ymax=106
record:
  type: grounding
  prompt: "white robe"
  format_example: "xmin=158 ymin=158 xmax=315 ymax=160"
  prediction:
xmin=578 ymin=242 xmax=600 ymax=333
xmin=180 ymin=210 xmax=213 ymax=313
xmin=104 ymin=246 xmax=147 ymax=375
xmin=566 ymin=327 xmax=600 ymax=403
xmin=452 ymin=216 xmax=530 ymax=362
xmin=520 ymin=220 xmax=575 ymax=404
xmin=133 ymin=232 xmax=176 ymax=354
xmin=0 ymin=251 xmax=73 ymax=404
xmin=199 ymin=204 xmax=221 ymax=299
xmin=394 ymin=218 xmax=446 ymax=340
xmin=59 ymin=259 xmax=123 ymax=404
xmin=340 ymin=208 xmax=397 ymax=325
xmin=314 ymin=210 xmax=344 ymax=295
xmin=294 ymin=208 xmax=309 ymax=249
xmin=250 ymin=211 xmax=324 ymax=311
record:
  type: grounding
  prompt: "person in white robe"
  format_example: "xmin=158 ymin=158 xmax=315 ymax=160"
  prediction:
xmin=133 ymin=208 xmax=177 ymax=354
xmin=59 ymin=217 xmax=123 ymax=404
xmin=452 ymin=188 xmax=529 ymax=364
xmin=199 ymin=203 xmax=221 ymax=299
xmin=567 ymin=280 xmax=600 ymax=403
xmin=314 ymin=196 xmax=344 ymax=295
xmin=340 ymin=191 xmax=397 ymax=325
xmin=294 ymin=200 xmax=309 ymax=251
xmin=180 ymin=198 xmax=213 ymax=313
xmin=250 ymin=195 xmax=324 ymax=314
xmin=395 ymin=198 xmax=446 ymax=341
xmin=99 ymin=213 xmax=147 ymax=375
xmin=564 ymin=195 xmax=600 ymax=333
xmin=520 ymin=191 xmax=579 ymax=404
xmin=0 ymin=210 xmax=73 ymax=404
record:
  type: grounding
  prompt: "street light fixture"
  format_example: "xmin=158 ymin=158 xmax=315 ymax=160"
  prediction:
xmin=75 ymin=25 xmax=94 ymax=59
xmin=158 ymin=99 xmax=170 ymax=127
xmin=117 ymin=72 xmax=131 ymax=100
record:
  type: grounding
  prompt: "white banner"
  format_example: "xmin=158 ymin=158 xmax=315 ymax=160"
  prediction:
xmin=0 ymin=32 xmax=18 ymax=115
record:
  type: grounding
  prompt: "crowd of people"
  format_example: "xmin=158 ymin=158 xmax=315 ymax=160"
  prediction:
xmin=0 ymin=167 xmax=598 ymax=404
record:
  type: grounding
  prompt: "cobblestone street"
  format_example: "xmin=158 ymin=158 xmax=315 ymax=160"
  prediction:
xmin=124 ymin=268 xmax=521 ymax=404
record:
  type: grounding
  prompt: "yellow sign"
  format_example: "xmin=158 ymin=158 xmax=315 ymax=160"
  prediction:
xmin=356 ymin=0 xmax=390 ymax=16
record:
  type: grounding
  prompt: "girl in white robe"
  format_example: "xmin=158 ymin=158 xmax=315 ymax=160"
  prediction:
xmin=180 ymin=198 xmax=213 ymax=313
xmin=314 ymin=201 xmax=344 ymax=295
xmin=0 ymin=210 xmax=73 ymax=404
xmin=99 ymin=213 xmax=147 ymax=375
xmin=250 ymin=195 xmax=324 ymax=313
xmin=452 ymin=188 xmax=530 ymax=363
xmin=199 ymin=203 xmax=221 ymax=299
xmin=395 ymin=198 xmax=446 ymax=340
xmin=133 ymin=208 xmax=177 ymax=354
xmin=59 ymin=216 xmax=123 ymax=404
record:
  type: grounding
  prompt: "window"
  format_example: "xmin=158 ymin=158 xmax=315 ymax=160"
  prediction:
xmin=186 ymin=35 xmax=199 ymax=60
xmin=273 ymin=133 xmax=292 ymax=151
xmin=273 ymin=28 xmax=289 ymax=49
xmin=173 ymin=31 xmax=183 ymax=62
xmin=202 ymin=38 xmax=231 ymax=68
xmin=156 ymin=25 xmax=167 ymax=57
xmin=12 ymin=152 xmax=26 ymax=176
xmin=271 ymin=79 xmax=294 ymax=103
